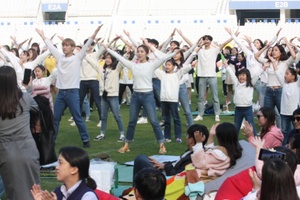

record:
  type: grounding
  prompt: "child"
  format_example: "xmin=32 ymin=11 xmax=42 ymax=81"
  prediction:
xmin=94 ymin=53 xmax=125 ymax=142
xmin=155 ymin=55 xmax=195 ymax=143
xmin=274 ymin=66 xmax=300 ymax=144
xmin=31 ymin=146 xmax=98 ymax=200
xmin=31 ymin=64 xmax=57 ymax=111
xmin=35 ymin=26 xmax=101 ymax=148
xmin=225 ymin=63 xmax=262 ymax=135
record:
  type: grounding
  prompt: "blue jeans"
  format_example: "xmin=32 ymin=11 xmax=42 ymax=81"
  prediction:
xmin=54 ymin=89 xmax=90 ymax=142
xmin=80 ymin=80 xmax=101 ymax=120
xmin=197 ymin=77 xmax=221 ymax=116
xmin=234 ymin=106 xmax=257 ymax=136
xmin=152 ymin=78 xmax=161 ymax=108
xmin=101 ymin=96 xmax=124 ymax=135
xmin=281 ymin=115 xmax=293 ymax=145
xmin=179 ymin=84 xmax=194 ymax=127
xmin=82 ymin=95 xmax=90 ymax=117
xmin=126 ymin=92 xmax=164 ymax=143
xmin=141 ymin=79 xmax=161 ymax=118
xmin=161 ymin=101 xmax=182 ymax=139
xmin=254 ymin=80 xmax=267 ymax=107
xmin=133 ymin=154 xmax=153 ymax=182
xmin=0 ymin=176 xmax=4 ymax=198
xmin=264 ymin=87 xmax=282 ymax=128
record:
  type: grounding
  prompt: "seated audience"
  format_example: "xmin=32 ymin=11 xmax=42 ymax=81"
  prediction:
xmin=133 ymin=124 xmax=209 ymax=177
xmin=244 ymin=107 xmax=283 ymax=148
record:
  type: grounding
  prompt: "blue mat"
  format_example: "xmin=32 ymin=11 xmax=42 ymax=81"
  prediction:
xmin=116 ymin=164 xmax=133 ymax=183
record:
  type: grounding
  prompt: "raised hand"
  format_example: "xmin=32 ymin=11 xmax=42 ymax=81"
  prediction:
xmin=123 ymin=30 xmax=130 ymax=37
xmin=31 ymin=184 xmax=42 ymax=200
xmin=251 ymin=136 xmax=265 ymax=150
xmin=242 ymin=121 xmax=254 ymax=138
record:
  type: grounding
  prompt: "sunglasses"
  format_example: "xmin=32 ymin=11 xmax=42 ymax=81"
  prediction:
xmin=292 ymin=116 xmax=300 ymax=122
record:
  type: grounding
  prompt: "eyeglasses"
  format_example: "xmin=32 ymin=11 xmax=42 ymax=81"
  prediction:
xmin=292 ymin=116 xmax=300 ymax=122
xmin=257 ymin=114 xmax=262 ymax=119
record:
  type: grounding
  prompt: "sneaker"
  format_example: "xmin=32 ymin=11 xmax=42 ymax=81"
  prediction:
xmin=97 ymin=120 xmax=102 ymax=127
xmin=215 ymin=115 xmax=220 ymax=122
xmin=90 ymin=107 xmax=93 ymax=112
xmin=159 ymin=120 xmax=165 ymax=126
xmin=121 ymin=99 xmax=127 ymax=104
xmin=159 ymin=143 xmax=167 ymax=154
xmin=117 ymin=135 xmax=125 ymax=142
xmin=165 ymin=139 xmax=172 ymax=143
xmin=226 ymin=101 xmax=231 ymax=106
xmin=68 ymin=117 xmax=73 ymax=122
xmin=85 ymin=117 xmax=90 ymax=122
xmin=94 ymin=134 xmax=105 ymax=141
xmin=118 ymin=143 xmax=130 ymax=153
xmin=194 ymin=115 xmax=203 ymax=121
xmin=137 ymin=117 xmax=148 ymax=124
xmin=70 ymin=121 xmax=76 ymax=126
xmin=176 ymin=138 xmax=182 ymax=143
xmin=83 ymin=141 xmax=90 ymax=148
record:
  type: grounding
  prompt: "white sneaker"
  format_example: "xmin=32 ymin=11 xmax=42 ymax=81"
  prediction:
xmin=194 ymin=115 xmax=203 ymax=121
xmin=68 ymin=117 xmax=74 ymax=122
xmin=70 ymin=121 xmax=76 ymax=126
xmin=85 ymin=117 xmax=90 ymax=122
xmin=97 ymin=120 xmax=102 ymax=127
xmin=137 ymin=117 xmax=148 ymax=124
xmin=215 ymin=115 xmax=220 ymax=122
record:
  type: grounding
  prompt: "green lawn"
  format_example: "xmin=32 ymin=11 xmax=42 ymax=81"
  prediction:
xmin=1 ymin=77 xmax=259 ymax=199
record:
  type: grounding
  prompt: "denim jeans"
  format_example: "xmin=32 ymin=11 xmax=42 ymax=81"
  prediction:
xmin=254 ymin=80 xmax=267 ymax=107
xmin=234 ymin=106 xmax=257 ymax=136
xmin=125 ymin=92 xmax=164 ymax=143
xmin=118 ymin=83 xmax=133 ymax=104
xmin=281 ymin=115 xmax=293 ymax=145
xmin=80 ymin=80 xmax=101 ymax=120
xmin=152 ymin=78 xmax=161 ymax=108
xmin=0 ymin=176 xmax=4 ymax=198
xmin=101 ymin=96 xmax=124 ymax=135
xmin=179 ymin=84 xmax=194 ymax=127
xmin=264 ymin=87 xmax=282 ymax=128
xmin=140 ymin=79 xmax=161 ymax=118
xmin=133 ymin=154 xmax=153 ymax=182
xmin=161 ymin=101 xmax=182 ymax=139
xmin=82 ymin=95 xmax=90 ymax=117
xmin=197 ymin=77 xmax=221 ymax=116
xmin=54 ymin=89 xmax=90 ymax=142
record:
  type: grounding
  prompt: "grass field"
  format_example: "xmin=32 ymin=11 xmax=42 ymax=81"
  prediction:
xmin=1 ymin=77 xmax=258 ymax=199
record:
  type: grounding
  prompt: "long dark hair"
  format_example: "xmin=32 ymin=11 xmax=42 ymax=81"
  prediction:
xmin=273 ymin=44 xmax=289 ymax=61
xmin=238 ymin=68 xmax=253 ymax=87
xmin=103 ymin=53 xmax=118 ymax=70
xmin=260 ymin=159 xmax=299 ymax=200
xmin=259 ymin=107 xmax=275 ymax=139
xmin=216 ymin=123 xmax=243 ymax=167
xmin=59 ymin=146 xmax=97 ymax=190
xmin=173 ymin=47 xmax=184 ymax=67
xmin=0 ymin=66 xmax=23 ymax=120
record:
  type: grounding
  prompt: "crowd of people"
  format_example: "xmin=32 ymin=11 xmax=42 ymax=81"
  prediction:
xmin=1 ymin=24 xmax=300 ymax=199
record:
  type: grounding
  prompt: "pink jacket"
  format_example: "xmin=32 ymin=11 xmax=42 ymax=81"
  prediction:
xmin=31 ymin=85 xmax=54 ymax=112
xmin=191 ymin=147 xmax=230 ymax=178
xmin=248 ymin=125 xmax=284 ymax=149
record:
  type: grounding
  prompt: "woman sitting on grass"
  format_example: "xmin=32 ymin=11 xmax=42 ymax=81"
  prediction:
xmin=188 ymin=122 xmax=243 ymax=182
